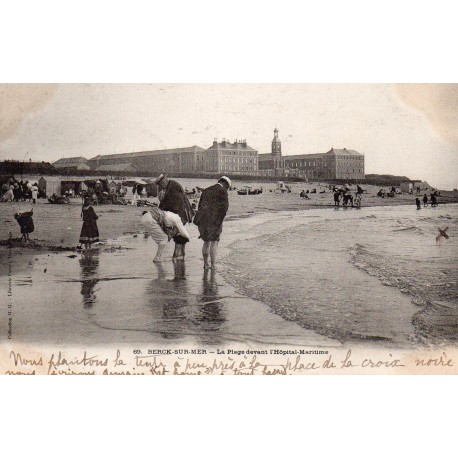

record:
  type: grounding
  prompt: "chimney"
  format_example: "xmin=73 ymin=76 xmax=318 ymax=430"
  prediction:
xmin=222 ymin=138 xmax=227 ymax=147
xmin=213 ymin=137 xmax=217 ymax=147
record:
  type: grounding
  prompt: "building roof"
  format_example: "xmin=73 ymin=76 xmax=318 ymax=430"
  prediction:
xmin=89 ymin=146 xmax=206 ymax=161
xmin=207 ymin=141 xmax=257 ymax=152
xmin=283 ymin=154 xmax=324 ymax=161
xmin=325 ymin=148 xmax=363 ymax=156
xmin=258 ymin=153 xmax=276 ymax=161
xmin=39 ymin=176 xmax=61 ymax=183
xmin=53 ymin=157 xmax=89 ymax=167
xmin=95 ymin=163 xmax=140 ymax=172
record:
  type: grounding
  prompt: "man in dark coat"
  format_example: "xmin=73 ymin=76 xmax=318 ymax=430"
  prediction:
xmin=156 ymin=174 xmax=194 ymax=261
xmin=194 ymin=176 xmax=230 ymax=270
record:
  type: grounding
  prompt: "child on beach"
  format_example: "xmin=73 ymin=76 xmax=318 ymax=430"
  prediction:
xmin=333 ymin=191 xmax=341 ymax=206
xmin=79 ymin=197 xmax=99 ymax=250
xmin=355 ymin=193 xmax=362 ymax=208
xmin=423 ymin=193 xmax=428 ymax=207
xmin=14 ymin=209 xmax=34 ymax=241
xmin=415 ymin=197 xmax=421 ymax=210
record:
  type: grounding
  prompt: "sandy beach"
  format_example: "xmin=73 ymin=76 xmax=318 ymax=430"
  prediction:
xmin=1 ymin=178 xmax=457 ymax=250
xmin=1 ymin=178 xmax=457 ymax=349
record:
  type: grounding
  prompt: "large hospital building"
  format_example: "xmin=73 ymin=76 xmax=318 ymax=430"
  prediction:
xmin=53 ymin=129 xmax=364 ymax=181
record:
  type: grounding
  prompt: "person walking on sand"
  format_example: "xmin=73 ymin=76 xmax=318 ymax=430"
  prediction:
xmin=193 ymin=176 xmax=230 ymax=271
xmin=79 ymin=197 xmax=99 ymax=250
xmin=423 ymin=193 xmax=428 ymax=207
xmin=141 ymin=208 xmax=190 ymax=263
xmin=156 ymin=174 xmax=194 ymax=261
xmin=415 ymin=197 xmax=421 ymax=210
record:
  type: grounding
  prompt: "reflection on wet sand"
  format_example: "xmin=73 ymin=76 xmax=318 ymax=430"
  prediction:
xmin=196 ymin=270 xmax=225 ymax=326
xmin=79 ymin=251 xmax=100 ymax=308
xmin=142 ymin=261 xmax=227 ymax=345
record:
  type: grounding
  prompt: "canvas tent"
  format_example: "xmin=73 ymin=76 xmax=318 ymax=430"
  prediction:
xmin=38 ymin=176 xmax=61 ymax=197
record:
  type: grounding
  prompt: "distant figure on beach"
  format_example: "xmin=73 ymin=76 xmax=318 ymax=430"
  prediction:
xmin=423 ymin=193 xmax=428 ymax=207
xmin=194 ymin=176 xmax=230 ymax=271
xmin=2 ymin=185 xmax=14 ymax=202
xmin=415 ymin=197 xmax=421 ymax=210
xmin=156 ymin=174 xmax=195 ymax=262
xmin=141 ymin=208 xmax=190 ymax=263
xmin=79 ymin=197 xmax=99 ymax=250
xmin=355 ymin=193 xmax=362 ymax=208
xmin=431 ymin=193 xmax=438 ymax=207
xmin=131 ymin=184 xmax=139 ymax=206
xmin=343 ymin=194 xmax=353 ymax=207
xmin=14 ymin=209 xmax=34 ymax=242
xmin=31 ymin=183 xmax=38 ymax=204
xmin=333 ymin=191 xmax=341 ymax=206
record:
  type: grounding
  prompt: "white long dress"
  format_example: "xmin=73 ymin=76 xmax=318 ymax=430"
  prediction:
xmin=131 ymin=191 xmax=138 ymax=206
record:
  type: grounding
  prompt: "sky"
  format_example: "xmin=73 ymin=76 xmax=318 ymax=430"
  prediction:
xmin=0 ymin=83 xmax=457 ymax=189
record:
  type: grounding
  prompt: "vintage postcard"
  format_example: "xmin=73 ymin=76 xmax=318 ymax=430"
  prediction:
xmin=1 ymin=83 xmax=457 ymax=375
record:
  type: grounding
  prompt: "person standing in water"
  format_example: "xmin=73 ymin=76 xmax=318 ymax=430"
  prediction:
xmin=79 ymin=197 xmax=99 ymax=250
xmin=194 ymin=176 xmax=230 ymax=271
xmin=141 ymin=208 xmax=190 ymax=263
xmin=423 ymin=193 xmax=428 ymax=207
xmin=156 ymin=174 xmax=194 ymax=262
xmin=415 ymin=197 xmax=421 ymax=210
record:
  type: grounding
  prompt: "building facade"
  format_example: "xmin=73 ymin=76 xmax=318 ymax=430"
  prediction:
xmin=259 ymin=129 xmax=365 ymax=181
xmin=205 ymin=139 xmax=258 ymax=175
xmin=88 ymin=146 xmax=206 ymax=174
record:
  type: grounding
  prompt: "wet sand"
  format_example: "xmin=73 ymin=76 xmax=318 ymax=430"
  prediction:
xmin=0 ymin=218 xmax=338 ymax=348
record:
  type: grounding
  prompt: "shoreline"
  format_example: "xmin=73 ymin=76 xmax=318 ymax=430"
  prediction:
xmin=1 ymin=196 xmax=457 ymax=275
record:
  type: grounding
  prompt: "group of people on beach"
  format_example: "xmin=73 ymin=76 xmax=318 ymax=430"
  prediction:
xmin=416 ymin=190 xmax=439 ymax=210
xmin=333 ymin=184 xmax=363 ymax=208
xmin=2 ymin=178 xmax=39 ymax=204
xmin=77 ymin=174 xmax=231 ymax=271
xmin=142 ymin=174 xmax=231 ymax=270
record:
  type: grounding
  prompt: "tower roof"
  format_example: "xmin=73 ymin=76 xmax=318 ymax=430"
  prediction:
xmin=272 ymin=127 xmax=281 ymax=143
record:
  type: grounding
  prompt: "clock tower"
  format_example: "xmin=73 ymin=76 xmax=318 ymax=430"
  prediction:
xmin=271 ymin=127 xmax=283 ymax=172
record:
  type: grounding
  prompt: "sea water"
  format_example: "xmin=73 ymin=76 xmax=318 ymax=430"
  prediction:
xmin=221 ymin=204 xmax=458 ymax=346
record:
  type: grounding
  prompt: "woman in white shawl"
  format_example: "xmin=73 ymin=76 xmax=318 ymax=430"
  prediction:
xmin=141 ymin=207 xmax=190 ymax=263
xmin=131 ymin=184 xmax=138 ymax=206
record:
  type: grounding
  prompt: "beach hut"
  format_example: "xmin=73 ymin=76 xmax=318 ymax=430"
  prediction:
xmin=400 ymin=182 xmax=413 ymax=193
xmin=38 ymin=176 xmax=61 ymax=197
xmin=412 ymin=181 xmax=431 ymax=193
xmin=61 ymin=179 xmax=86 ymax=196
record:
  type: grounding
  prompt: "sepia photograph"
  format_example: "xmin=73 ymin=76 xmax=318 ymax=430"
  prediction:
xmin=1 ymin=83 xmax=457 ymax=375
xmin=2 ymin=2 xmax=457 ymax=457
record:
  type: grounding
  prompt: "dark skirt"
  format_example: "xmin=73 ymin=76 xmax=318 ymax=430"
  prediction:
xmin=172 ymin=234 xmax=189 ymax=245
xmin=198 ymin=223 xmax=223 ymax=242
xmin=79 ymin=220 xmax=99 ymax=243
